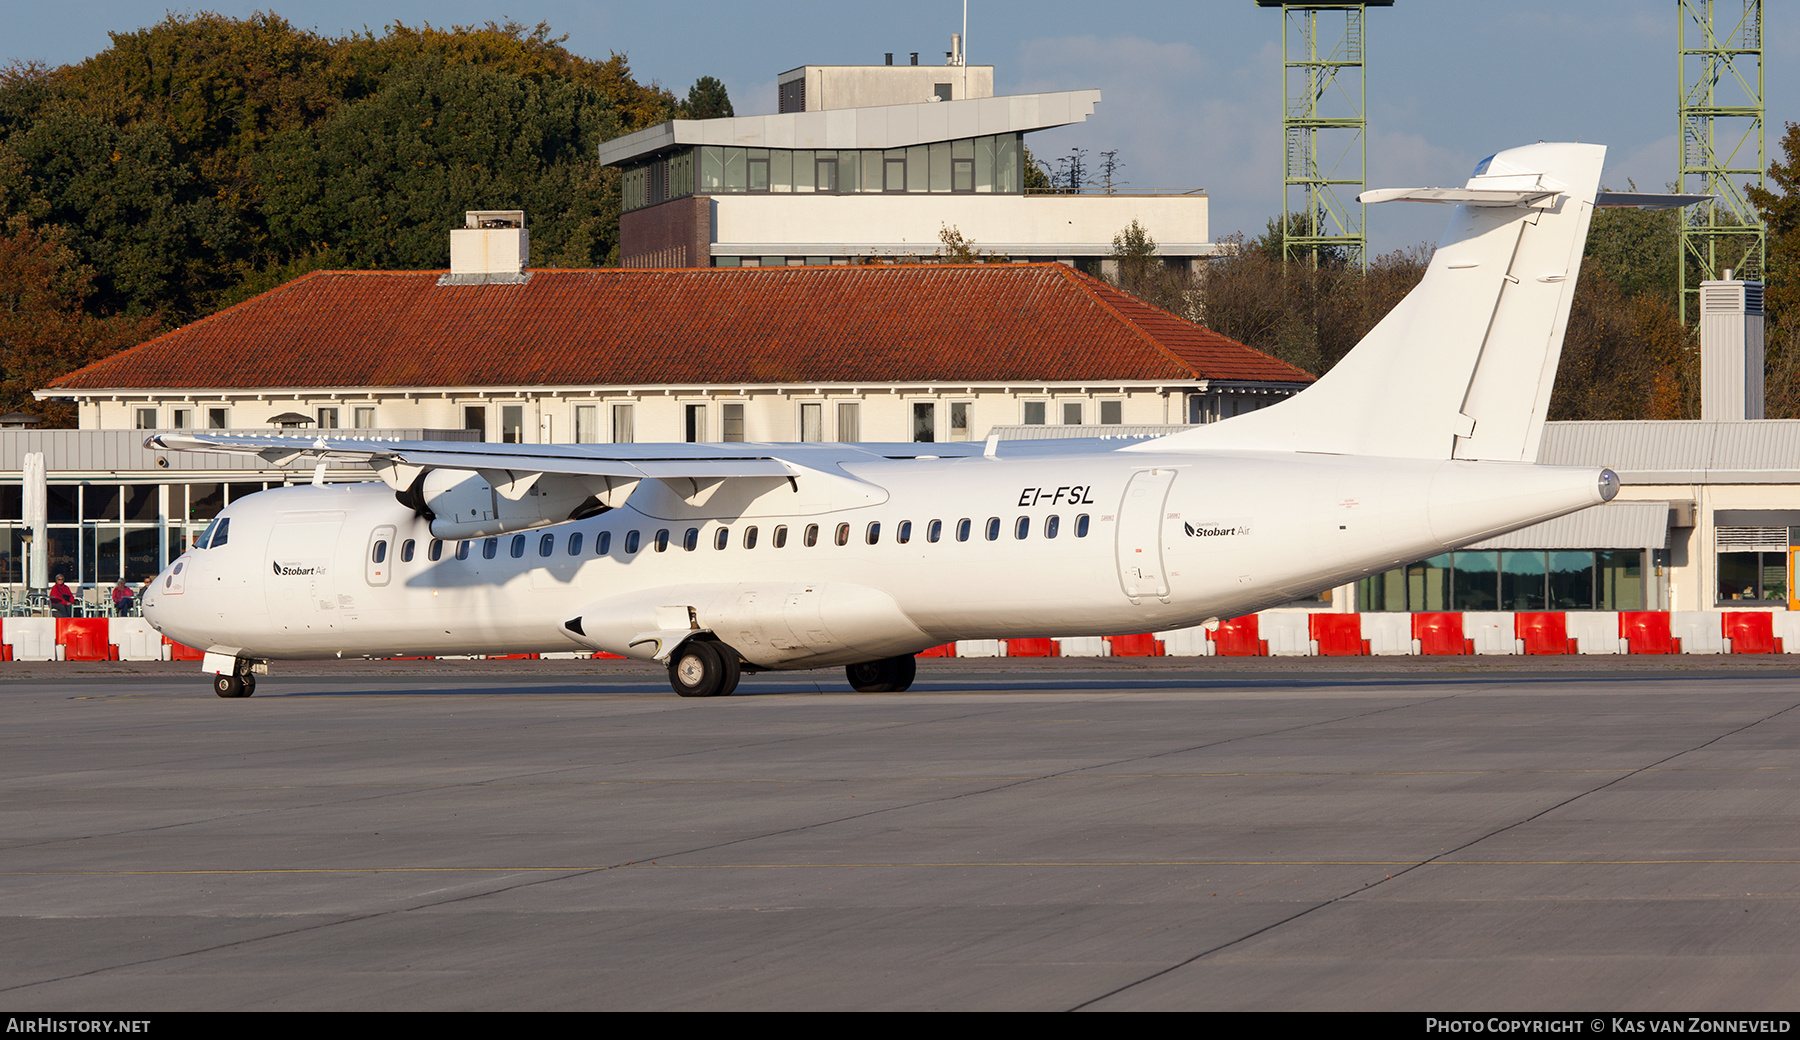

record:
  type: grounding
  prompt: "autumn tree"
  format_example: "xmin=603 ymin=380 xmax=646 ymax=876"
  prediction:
xmin=0 ymin=217 xmax=158 ymax=425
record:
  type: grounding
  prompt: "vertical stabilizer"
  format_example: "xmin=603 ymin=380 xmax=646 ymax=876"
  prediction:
xmin=1136 ymin=143 xmax=1605 ymax=461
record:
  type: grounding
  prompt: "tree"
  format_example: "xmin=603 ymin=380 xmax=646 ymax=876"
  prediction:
xmin=680 ymin=76 xmax=733 ymax=119
xmin=1749 ymin=121 xmax=1800 ymax=330
xmin=1093 ymin=150 xmax=1125 ymax=194
xmin=1584 ymin=184 xmax=1678 ymax=306
xmin=0 ymin=216 xmax=158 ymax=425
xmin=937 ymin=223 xmax=1005 ymax=263
xmin=258 ymin=55 xmax=613 ymax=270
xmin=1021 ymin=146 xmax=1050 ymax=193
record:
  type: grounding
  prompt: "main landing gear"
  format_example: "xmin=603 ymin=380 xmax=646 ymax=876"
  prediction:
xmin=845 ymin=654 xmax=917 ymax=693
xmin=667 ymin=639 xmax=742 ymax=698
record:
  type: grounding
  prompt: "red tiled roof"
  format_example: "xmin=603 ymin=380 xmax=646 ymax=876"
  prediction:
xmin=48 ymin=263 xmax=1312 ymax=392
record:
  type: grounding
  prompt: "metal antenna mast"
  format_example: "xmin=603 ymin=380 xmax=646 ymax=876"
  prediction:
xmin=1678 ymin=0 xmax=1765 ymax=322
xmin=1261 ymin=2 xmax=1390 ymax=269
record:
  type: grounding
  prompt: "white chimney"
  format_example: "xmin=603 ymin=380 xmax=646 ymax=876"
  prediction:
xmin=1700 ymin=275 xmax=1766 ymax=421
xmin=449 ymin=210 xmax=529 ymax=276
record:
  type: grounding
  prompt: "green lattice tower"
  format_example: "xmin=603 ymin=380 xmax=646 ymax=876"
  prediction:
xmin=1679 ymin=0 xmax=1765 ymax=323
xmin=1261 ymin=2 xmax=1390 ymax=269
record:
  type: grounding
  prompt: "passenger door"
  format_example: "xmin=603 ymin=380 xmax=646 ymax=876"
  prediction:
xmin=1116 ymin=469 xmax=1175 ymax=601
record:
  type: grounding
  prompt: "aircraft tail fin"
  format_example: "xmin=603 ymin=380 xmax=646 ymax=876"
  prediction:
xmin=1137 ymin=142 xmax=1606 ymax=462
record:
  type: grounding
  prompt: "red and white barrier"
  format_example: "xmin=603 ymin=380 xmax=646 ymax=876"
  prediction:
xmin=9 ymin=610 xmax=1800 ymax=665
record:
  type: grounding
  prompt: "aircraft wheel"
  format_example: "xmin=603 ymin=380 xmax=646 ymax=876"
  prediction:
xmin=846 ymin=654 xmax=916 ymax=693
xmin=668 ymin=640 xmax=740 ymax=698
xmin=213 ymin=673 xmax=251 ymax=698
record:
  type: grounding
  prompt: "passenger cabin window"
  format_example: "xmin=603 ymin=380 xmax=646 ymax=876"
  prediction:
xmin=897 ymin=521 xmax=912 ymax=544
xmin=743 ymin=526 xmax=759 ymax=550
xmin=539 ymin=533 xmax=554 ymax=557
xmin=456 ymin=540 xmax=471 ymax=560
xmin=597 ymin=532 xmax=611 ymax=555
xmin=773 ymin=525 xmax=788 ymax=548
xmin=956 ymin=519 xmax=971 ymax=542
xmin=429 ymin=539 xmax=444 ymax=561
xmin=510 ymin=535 xmax=527 ymax=559
xmin=683 ymin=528 xmax=699 ymax=551
xmin=1045 ymin=516 xmax=1060 ymax=539
xmin=1015 ymin=517 xmax=1030 ymax=539
xmin=400 ymin=539 xmax=415 ymax=563
xmin=625 ymin=531 xmax=640 ymax=554
xmin=866 ymin=522 xmax=881 ymax=545
xmin=835 ymin=523 xmax=850 ymax=546
xmin=655 ymin=529 xmax=671 ymax=552
xmin=804 ymin=524 xmax=819 ymax=547
xmin=986 ymin=517 xmax=1001 ymax=541
xmin=1076 ymin=514 xmax=1090 ymax=537
xmin=371 ymin=540 xmax=388 ymax=564
xmin=927 ymin=520 xmax=942 ymax=543
xmin=715 ymin=528 xmax=730 ymax=550
xmin=483 ymin=538 xmax=498 ymax=560
xmin=568 ymin=532 xmax=583 ymax=555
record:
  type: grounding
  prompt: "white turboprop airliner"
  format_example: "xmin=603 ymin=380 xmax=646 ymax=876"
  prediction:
xmin=143 ymin=143 xmax=1676 ymax=698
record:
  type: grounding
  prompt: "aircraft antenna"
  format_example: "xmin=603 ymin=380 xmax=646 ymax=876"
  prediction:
xmin=1259 ymin=2 xmax=1391 ymax=271
xmin=1678 ymin=0 xmax=1765 ymax=323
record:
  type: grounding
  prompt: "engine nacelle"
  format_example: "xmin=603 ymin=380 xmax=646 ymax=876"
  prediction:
xmin=418 ymin=470 xmax=620 ymax=539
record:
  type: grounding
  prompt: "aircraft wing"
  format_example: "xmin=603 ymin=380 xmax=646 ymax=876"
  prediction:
xmin=145 ymin=432 xmax=863 ymax=536
xmin=146 ymin=432 xmax=797 ymax=483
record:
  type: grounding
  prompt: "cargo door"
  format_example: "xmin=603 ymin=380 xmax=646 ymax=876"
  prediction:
xmin=1116 ymin=469 xmax=1175 ymax=601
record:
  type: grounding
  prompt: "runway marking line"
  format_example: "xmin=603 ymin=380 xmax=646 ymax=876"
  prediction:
xmin=7 ymin=857 xmax=1800 ymax=877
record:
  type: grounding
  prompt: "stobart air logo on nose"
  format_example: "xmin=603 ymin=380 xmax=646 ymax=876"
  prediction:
xmin=273 ymin=560 xmax=325 ymax=576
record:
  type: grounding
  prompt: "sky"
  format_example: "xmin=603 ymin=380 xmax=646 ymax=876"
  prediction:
xmin=5 ymin=1 xmax=1795 ymax=254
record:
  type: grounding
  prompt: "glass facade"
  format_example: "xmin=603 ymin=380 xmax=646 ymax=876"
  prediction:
xmin=0 ymin=481 xmax=280 ymax=600
xmin=621 ymin=134 xmax=1027 ymax=213
xmin=1357 ymin=550 xmax=1645 ymax=612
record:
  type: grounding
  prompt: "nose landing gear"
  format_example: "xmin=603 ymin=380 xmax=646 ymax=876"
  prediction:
xmin=212 ymin=671 xmax=257 ymax=698
xmin=206 ymin=653 xmax=262 ymax=698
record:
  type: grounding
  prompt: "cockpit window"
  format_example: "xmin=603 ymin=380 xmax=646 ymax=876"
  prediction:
xmin=196 ymin=517 xmax=229 ymax=549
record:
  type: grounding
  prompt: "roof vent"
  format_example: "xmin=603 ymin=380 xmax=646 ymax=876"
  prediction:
xmin=445 ymin=210 xmax=530 ymax=285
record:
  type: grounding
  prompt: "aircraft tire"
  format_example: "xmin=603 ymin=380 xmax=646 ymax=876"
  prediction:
xmin=846 ymin=654 xmax=916 ymax=693
xmin=212 ymin=673 xmax=253 ymax=698
xmin=668 ymin=639 xmax=740 ymax=698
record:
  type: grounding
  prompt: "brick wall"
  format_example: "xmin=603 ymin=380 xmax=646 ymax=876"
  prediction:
xmin=620 ymin=196 xmax=713 ymax=268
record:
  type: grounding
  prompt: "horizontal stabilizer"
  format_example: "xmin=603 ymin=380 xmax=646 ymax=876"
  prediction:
xmin=1593 ymin=191 xmax=1714 ymax=209
xmin=1359 ymin=186 xmax=1559 ymax=207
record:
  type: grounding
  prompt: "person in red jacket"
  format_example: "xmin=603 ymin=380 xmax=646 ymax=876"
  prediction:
xmin=49 ymin=575 xmax=74 ymax=618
